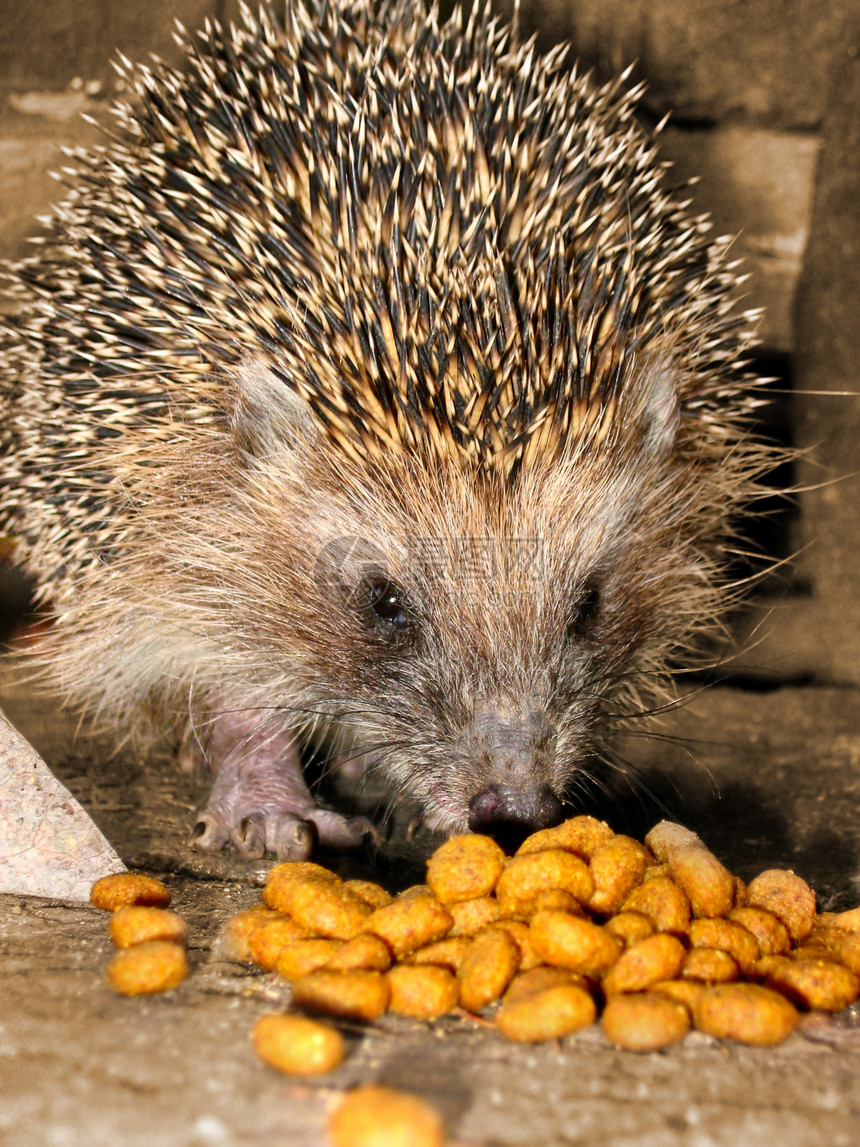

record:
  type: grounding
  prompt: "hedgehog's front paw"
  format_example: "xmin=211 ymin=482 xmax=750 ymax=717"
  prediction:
xmin=185 ymin=707 xmax=379 ymax=859
xmin=192 ymin=806 xmax=379 ymax=860
xmin=192 ymin=808 xmax=315 ymax=861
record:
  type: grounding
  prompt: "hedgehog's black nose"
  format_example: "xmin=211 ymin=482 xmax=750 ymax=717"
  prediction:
xmin=468 ymin=783 xmax=564 ymax=846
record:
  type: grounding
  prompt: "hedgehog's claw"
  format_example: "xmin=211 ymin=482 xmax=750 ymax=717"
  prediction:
xmin=266 ymin=813 xmax=315 ymax=861
xmin=221 ymin=811 xmax=312 ymax=860
xmin=307 ymin=810 xmax=381 ymax=850
xmin=230 ymin=812 xmax=267 ymax=858
xmin=191 ymin=810 xmax=231 ymax=852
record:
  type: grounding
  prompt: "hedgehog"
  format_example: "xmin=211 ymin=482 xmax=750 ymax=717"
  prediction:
xmin=0 ymin=0 xmax=772 ymax=859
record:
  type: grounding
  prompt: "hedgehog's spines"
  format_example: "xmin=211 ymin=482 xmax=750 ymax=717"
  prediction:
xmin=2 ymin=0 xmax=763 ymax=592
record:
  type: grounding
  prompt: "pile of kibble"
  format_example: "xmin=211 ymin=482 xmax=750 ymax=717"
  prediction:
xmin=90 ymin=817 xmax=860 ymax=1146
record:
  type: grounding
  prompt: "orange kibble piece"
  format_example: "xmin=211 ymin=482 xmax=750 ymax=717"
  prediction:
xmin=746 ymin=869 xmax=816 ymax=942
xmin=219 ymin=906 xmax=283 ymax=963
xmin=262 ymin=862 xmax=340 ymax=912
xmin=397 ymin=885 xmax=434 ymax=900
xmin=276 ymin=939 xmax=344 ymax=981
xmin=516 ymin=816 xmax=615 ymax=859
xmin=248 ymin=916 xmax=311 ymax=971
xmin=496 ymin=849 xmax=594 ymax=916
xmin=496 ymin=984 xmax=597 ymax=1043
xmin=602 ymin=933 xmax=686 ymax=996
xmin=266 ymin=860 xmax=340 ymax=885
xmin=729 ymin=907 xmax=791 ymax=956
xmin=764 ymin=958 xmax=860 ymax=1012
xmin=387 ymin=965 xmax=460 ymax=1019
xmin=603 ymin=912 xmax=654 ymax=949
xmin=252 ymin=1014 xmax=344 ymax=1075
xmin=644 ymin=821 xmax=736 ymax=920
xmin=362 ymin=895 xmax=453 ymax=958
xmin=488 ymin=920 xmax=544 ymax=971
xmin=292 ymin=970 xmax=390 ymax=1022
xmin=326 ymin=933 xmax=392 ymax=973
xmin=284 ymin=881 xmax=371 ymax=940
xmin=526 ymin=889 xmax=582 ymax=914
xmin=342 ymin=880 xmax=394 ymax=909
xmin=529 ymin=911 xmax=621 ymax=976
xmin=426 ymin=833 xmax=506 ymax=903
xmin=406 ymin=937 xmax=472 ymax=973
xmin=621 ymin=878 xmax=691 ymax=935
xmin=693 ymin=983 xmax=798 ymax=1045
xmin=680 ymin=947 xmax=738 ymax=984
xmin=644 ymin=821 xmax=700 ymax=862
xmin=458 ymin=928 xmax=520 ymax=1011
xmin=805 ymin=915 xmax=853 ymax=955
xmin=328 ymin=1086 xmax=445 ymax=1147
xmin=602 ymin=992 xmax=690 ymax=1051
xmin=108 ymin=906 xmax=187 ymax=949
xmin=651 ymin=979 xmax=707 ymax=1012
xmin=668 ymin=846 xmax=735 ymax=919
xmin=689 ymin=918 xmax=760 ymax=975
xmin=752 ymin=953 xmax=791 ymax=979
xmin=105 ymin=940 xmax=188 ymax=996
xmin=830 ymin=906 xmax=860 ymax=933
xmin=449 ymin=896 xmax=502 ymax=936
xmin=90 ymin=873 xmax=171 ymax=911
xmin=587 ymin=836 xmax=650 ymax=914
xmin=790 ymin=945 xmax=834 ymax=962
xmin=642 ymin=863 xmax=671 ymax=880
xmin=502 ymin=965 xmax=587 ymax=1005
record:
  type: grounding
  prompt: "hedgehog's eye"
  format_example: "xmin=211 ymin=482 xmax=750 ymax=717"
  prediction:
xmin=567 ymin=583 xmax=600 ymax=640
xmin=364 ymin=577 xmax=409 ymax=632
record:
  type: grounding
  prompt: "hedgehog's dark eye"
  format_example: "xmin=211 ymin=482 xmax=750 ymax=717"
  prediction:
xmin=364 ymin=577 xmax=409 ymax=632
xmin=567 ymin=583 xmax=600 ymax=640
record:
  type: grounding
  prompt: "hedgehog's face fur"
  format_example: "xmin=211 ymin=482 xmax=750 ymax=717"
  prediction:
xmin=38 ymin=341 xmax=739 ymax=838
xmin=186 ymin=355 xmax=732 ymax=835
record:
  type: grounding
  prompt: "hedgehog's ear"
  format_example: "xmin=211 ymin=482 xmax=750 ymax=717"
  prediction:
xmin=231 ymin=356 xmax=318 ymax=460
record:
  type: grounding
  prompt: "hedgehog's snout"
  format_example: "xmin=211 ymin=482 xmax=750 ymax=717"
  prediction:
xmin=460 ymin=699 xmax=563 ymax=841
xmin=467 ymin=783 xmax=564 ymax=839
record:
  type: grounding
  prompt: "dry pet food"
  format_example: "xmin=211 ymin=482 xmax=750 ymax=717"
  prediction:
xmin=105 ymin=940 xmax=188 ymax=996
xmin=216 ymin=815 xmax=860 ymax=1056
xmin=528 ymin=910 xmax=621 ymax=976
xmin=692 ymin=983 xmax=799 ymax=1046
xmin=601 ymin=934 xmax=685 ymax=996
xmin=387 ymin=965 xmax=460 ymax=1019
xmin=362 ymin=895 xmax=454 ymax=957
xmin=108 ymin=906 xmax=188 ymax=949
xmin=746 ymin=870 xmax=817 ymax=942
xmin=457 ymin=928 xmax=520 ymax=1011
xmin=253 ymin=1013 xmax=344 ymax=1075
xmin=496 ymin=983 xmax=597 ymax=1043
xmin=602 ymin=992 xmax=690 ymax=1051
xmin=426 ymin=833 xmax=507 ymax=903
xmin=328 ymin=1086 xmax=445 ymax=1147
xmin=90 ymin=873 xmax=171 ymax=911
xmin=291 ymin=970 xmax=390 ymax=1021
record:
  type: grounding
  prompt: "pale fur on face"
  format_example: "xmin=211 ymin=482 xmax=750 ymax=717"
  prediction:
xmin=32 ymin=351 xmax=757 ymax=832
